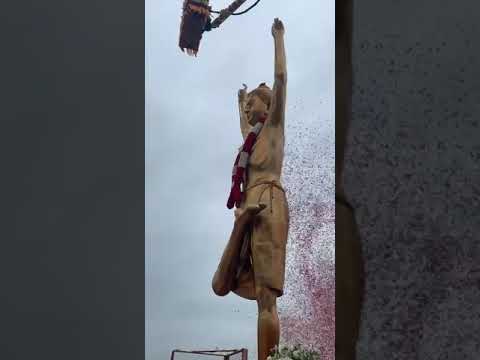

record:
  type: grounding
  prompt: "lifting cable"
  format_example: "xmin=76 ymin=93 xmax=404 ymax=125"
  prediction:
xmin=210 ymin=0 xmax=261 ymax=16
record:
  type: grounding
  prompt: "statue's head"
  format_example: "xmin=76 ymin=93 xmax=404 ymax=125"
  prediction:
xmin=245 ymin=83 xmax=272 ymax=126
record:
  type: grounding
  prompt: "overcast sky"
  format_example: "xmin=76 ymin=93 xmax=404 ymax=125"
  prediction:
xmin=146 ymin=1 xmax=334 ymax=359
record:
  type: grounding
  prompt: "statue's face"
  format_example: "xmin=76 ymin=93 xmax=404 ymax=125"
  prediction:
xmin=245 ymin=90 xmax=271 ymax=126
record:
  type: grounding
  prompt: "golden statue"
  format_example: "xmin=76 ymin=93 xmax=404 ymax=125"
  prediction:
xmin=212 ymin=18 xmax=288 ymax=360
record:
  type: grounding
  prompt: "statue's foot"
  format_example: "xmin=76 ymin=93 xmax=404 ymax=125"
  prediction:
xmin=234 ymin=203 xmax=267 ymax=223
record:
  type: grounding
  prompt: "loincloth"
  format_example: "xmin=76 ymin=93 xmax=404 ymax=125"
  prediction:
xmin=232 ymin=180 xmax=289 ymax=298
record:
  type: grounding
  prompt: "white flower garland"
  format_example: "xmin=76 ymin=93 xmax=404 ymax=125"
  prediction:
xmin=268 ymin=344 xmax=321 ymax=360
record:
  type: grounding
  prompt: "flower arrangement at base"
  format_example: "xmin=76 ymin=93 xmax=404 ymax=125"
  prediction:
xmin=267 ymin=344 xmax=321 ymax=360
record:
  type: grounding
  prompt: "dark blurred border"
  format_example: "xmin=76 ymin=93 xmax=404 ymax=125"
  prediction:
xmin=1 ymin=1 xmax=145 ymax=359
xmin=335 ymin=1 xmax=363 ymax=359
xmin=338 ymin=0 xmax=480 ymax=358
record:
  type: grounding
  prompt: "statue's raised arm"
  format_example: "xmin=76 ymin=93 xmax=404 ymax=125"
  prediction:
xmin=269 ymin=18 xmax=287 ymax=127
xmin=238 ymin=84 xmax=250 ymax=139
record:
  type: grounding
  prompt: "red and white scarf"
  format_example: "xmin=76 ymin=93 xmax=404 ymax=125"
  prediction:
xmin=227 ymin=115 xmax=267 ymax=209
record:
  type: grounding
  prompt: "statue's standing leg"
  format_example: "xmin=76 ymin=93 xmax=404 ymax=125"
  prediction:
xmin=335 ymin=0 xmax=364 ymax=359
xmin=256 ymin=287 xmax=279 ymax=360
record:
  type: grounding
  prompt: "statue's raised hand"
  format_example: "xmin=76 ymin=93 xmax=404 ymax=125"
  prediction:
xmin=271 ymin=18 xmax=285 ymax=38
xmin=238 ymin=83 xmax=248 ymax=102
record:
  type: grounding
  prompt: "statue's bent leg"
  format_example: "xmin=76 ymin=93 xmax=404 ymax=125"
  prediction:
xmin=212 ymin=204 xmax=266 ymax=297
xmin=232 ymin=265 xmax=256 ymax=300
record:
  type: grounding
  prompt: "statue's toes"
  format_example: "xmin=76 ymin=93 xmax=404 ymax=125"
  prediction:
xmin=246 ymin=203 xmax=266 ymax=215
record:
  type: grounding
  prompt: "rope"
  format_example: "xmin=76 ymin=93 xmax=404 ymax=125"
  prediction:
xmin=245 ymin=180 xmax=285 ymax=214
xmin=210 ymin=0 xmax=261 ymax=16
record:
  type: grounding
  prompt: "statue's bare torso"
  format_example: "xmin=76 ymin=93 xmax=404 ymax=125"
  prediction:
xmin=247 ymin=123 xmax=285 ymax=185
